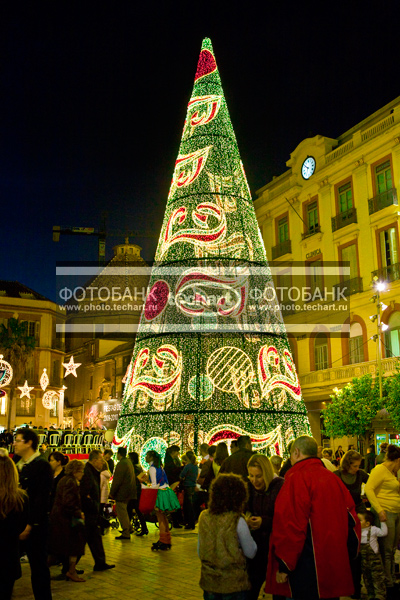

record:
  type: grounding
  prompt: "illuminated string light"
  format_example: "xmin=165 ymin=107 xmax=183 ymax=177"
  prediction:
xmin=62 ymin=356 xmax=81 ymax=378
xmin=115 ymin=38 xmax=310 ymax=459
xmin=18 ymin=380 xmax=34 ymax=400
xmin=42 ymin=390 xmax=58 ymax=409
xmin=40 ymin=368 xmax=49 ymax=391
xmin=0 ymin=355 xmax=13 ymax=388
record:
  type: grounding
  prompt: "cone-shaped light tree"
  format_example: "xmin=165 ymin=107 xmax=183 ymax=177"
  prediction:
xmin=115 ymin=39 xmax=310 ymax=462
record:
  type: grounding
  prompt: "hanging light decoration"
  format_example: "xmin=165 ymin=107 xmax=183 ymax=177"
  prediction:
xmin=18 ymin=380 xmax=34 ymax=399
xmin=0 ymin=355 xmax=13 ymax=388
xmin=40 ymin=368 xmax=49 ymax=391
xmin=42 ymin=390 xmax=58 ymax=409
xmin=62 ymin=356 xmax=81 ymax=378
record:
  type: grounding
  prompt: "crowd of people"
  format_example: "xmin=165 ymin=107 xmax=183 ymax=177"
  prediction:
xmin=0 ymin=425 xmax=106 ymax=454
xmin=1 ymin=428 xmax=400 ymax=600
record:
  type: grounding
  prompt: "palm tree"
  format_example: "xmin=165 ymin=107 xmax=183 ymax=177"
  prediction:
xmin=0 ymin=318 xmax=36 ymax=430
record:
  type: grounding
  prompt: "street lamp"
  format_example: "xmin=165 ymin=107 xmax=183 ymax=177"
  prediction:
xmin=370 ymin=278 xmax=389 ymax=402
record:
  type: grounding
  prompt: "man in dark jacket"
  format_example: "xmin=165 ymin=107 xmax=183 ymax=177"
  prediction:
xmin=364 ymin=444 xmax=377 ymax=473
xmin=14 ymin=428 xmax=53 ymax=600
xmin=219 ymin=435 xmax=254 ymax=481
xmin=103 ymin=448 xmax=115 ymax=474
xmin=80 ymin=449 xmax=115 ymax=571
xmin=110 ymin=447 xmax=136 ymax=539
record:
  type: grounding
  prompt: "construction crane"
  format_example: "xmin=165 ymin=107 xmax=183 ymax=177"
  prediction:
xmin=53 ymin=220 xmax=159 ymax=265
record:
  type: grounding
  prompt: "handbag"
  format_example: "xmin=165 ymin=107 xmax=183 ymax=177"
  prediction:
xmin=138 ymin=487 xmax=158 ymax=514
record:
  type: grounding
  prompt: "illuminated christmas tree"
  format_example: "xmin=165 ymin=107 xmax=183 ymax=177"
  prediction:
xmin=115 ymin=38 xmax=310 ymax=461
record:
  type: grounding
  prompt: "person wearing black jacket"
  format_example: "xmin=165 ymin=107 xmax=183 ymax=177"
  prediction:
xmin=164 ymin=445 xmax=183 ymax=528
xmin=246 ymin=454 xmax=285 ymax=600
xmin=127 ymin=451 xmax=149 ymax=535
xmin=80 ymin=449 xmax=115 ymax=571
xmin=219 ymin=435 xmax=254 ymax=481
xmin=103 ymin=449 xmax=115 ymax=474
xmin=14 ymin=428 xmax=53 ymax=600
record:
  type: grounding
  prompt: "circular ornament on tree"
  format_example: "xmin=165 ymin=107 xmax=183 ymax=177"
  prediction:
xmin=163 ymin=430 xmax=181 ymax=445
xmin=206 ymin=346 xmax=254 ymax=393
xmin=140 ymin=436 xmax=168 ymax=470
xmin=188 ymin=374 xmax=214 ymax=401
xmin=0 ymin=355 xmax=13 ymax=388
xmin=104 ymin=429 xmax=114 ymax=442
xmin=42 ymin=390 xmax=58 ymax=409
xmin=144 ymin=280 xmax=170 ymax=321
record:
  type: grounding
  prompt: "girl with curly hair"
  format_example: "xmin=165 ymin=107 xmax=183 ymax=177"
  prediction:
xmin=198 ymin=473 xmax=257 ymax=600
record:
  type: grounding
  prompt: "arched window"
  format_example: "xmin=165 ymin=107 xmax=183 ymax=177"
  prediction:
xmin=385 ymin=312 xmax=400 ymax=357
xmin=349 ymin=322 xmax=364 ymax=364
xmin=314 ymin=333 xmax=328 ymax=371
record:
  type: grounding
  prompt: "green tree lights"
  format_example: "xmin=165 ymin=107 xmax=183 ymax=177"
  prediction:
xmin=114 ymin=38 xmax=310 ymax=459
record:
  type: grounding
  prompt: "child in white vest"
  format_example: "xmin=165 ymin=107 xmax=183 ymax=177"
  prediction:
xmin=357 ymin=510 xmax=387 ymax=600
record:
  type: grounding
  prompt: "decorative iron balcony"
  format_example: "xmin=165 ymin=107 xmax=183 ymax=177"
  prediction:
xmin=331 ymin=207 xmax=357 ymax=232
xmin=372 ymin=262 xmax=400 ymax=283
xmin=368 ymin=187 xmax=398 ymax=215
xmin=301 ymin=225 xmax=321 ymax=240
xmin=333 ymin=277 xmax=363 ymax=298
xmin=271 ymin=239 xmax=292 ymax=259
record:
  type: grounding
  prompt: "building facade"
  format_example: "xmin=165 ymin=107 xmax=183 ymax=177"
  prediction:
xmin=0 ymin=281 xmax=66 ymax=429
xmin=254 ymin=97 xmax=400 ymax=445
xmin=60 ymin=240 xmax=149 ymax=428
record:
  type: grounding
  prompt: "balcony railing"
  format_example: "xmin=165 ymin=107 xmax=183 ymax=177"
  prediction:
xmin=271 ymin=239 xmax=292 ymax=259
xmin=301 ymin=225 xmax=321 ymax=240
xmin=331 ymin=207 xmax=357 ymax=232
xmin=368 ymin=187 xmax=398 ymax=215
xmin=300 ymin=356 xmax=400 ymax=388
xmin=372 ymin=262 xmax=400 ymax=283
xmin=333 ymin=277 xmax=363 ymax=298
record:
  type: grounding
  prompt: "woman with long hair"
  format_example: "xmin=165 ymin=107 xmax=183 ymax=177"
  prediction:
xmin=180 ymin=449 xmax=199 ymax=530
xmin=49 ymin=459 xmax=86 ymax=582
xmin=146 ymin=450 xmax=180 ymax=550
xmin=0 ymin=448 xmax=29 ymax=600
xmin=213 ymin=442 xmax=229 ymax=477
xmin=246 ymin=454 xmax=285 ymax=600
xmin=127 ymin=451 xmax=149 ymax=536
xmin=334 ymin=450 xmax=368 ymax=512
xmin=365 ymin=444 xmax=400 ymax=599
xmin=48 ymin=451 xmax=69 ymax=510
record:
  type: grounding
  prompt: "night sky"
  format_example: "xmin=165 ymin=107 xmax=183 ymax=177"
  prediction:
xmin=2 ymin=1 xmax=400 ymax=302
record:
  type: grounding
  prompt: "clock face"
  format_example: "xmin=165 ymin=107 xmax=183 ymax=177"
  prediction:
xmin=301 ymin=156 xmax=316 ymax=180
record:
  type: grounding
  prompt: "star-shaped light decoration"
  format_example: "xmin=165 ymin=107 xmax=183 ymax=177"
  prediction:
xmin=40 ymin=368 xmax=49 ymax=391
xmin=62 ymin=356 xmax=81 ymax=378
xmin=18 ymin=380 xmax=34 ymax=399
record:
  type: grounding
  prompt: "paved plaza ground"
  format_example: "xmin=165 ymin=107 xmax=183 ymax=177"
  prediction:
xmin=12 ymin=522 xmax=399 ymax=600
